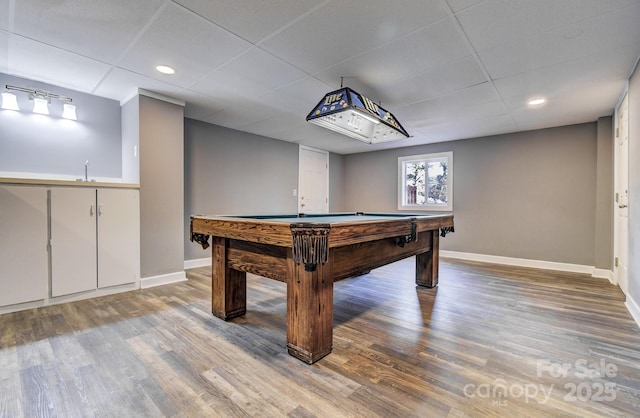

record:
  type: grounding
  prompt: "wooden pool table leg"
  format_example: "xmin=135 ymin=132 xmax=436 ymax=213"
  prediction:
xmin=286 ymin=249 xmax=333 ymax=364
xmin=416 ymin=230 xmax=439 ymax=288
xmin=211 ymin=236 xmax=246 ymax=320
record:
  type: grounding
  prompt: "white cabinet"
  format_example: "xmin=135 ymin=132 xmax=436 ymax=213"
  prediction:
xmin=51 ymin=187 xmax=139 ymax=297
xmin=50 ymin=188 xmax=98 ymax=297
xmin=0 ymin=185 xmax=48 ymax=306
xmin=97 ymin=188 xmax=140 ymax=289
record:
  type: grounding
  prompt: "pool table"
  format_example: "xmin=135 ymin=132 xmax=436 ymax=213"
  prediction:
xmin=190 ymin=212 xmax=454 ymax=364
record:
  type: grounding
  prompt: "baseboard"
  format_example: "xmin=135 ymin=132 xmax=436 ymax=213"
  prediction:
xmin=440 ymin=250 xmax=611 ymax=279
xmin=0 ymin=299 xmax=47 ymax=315
xmin=592 ymin=268 xmax=615 ymax=283
xmin=625 ymin=294 xmax=640 ymax=329
xmin=140 ymin=271 xmax=187 ymax=289
xmin=440 ymin=251 xmax=640 ymax=331
xmin=184 ymin=257 xmax=211 ymax=269
xmin=184 ymin=252 xmax=613 ymax=281
xmin=0 ymin=282 xmax=138 ymax=315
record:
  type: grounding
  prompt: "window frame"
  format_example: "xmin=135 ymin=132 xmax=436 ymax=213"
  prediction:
xmin=397 ymin=151 xmax=453 ymax=212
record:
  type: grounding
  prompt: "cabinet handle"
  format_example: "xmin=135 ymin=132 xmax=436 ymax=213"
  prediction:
xmin=99 ymin=205 xmax=103 ymax=216
xmin=90 ymin=205 xmax=94 ymax=217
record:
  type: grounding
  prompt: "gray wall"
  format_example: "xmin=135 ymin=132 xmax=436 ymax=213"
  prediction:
xmin=329 ymin=153 xmax=345 ymax=212
xmin=139 ymin=95 xmax=184 ymax=278
xmin=0 ymin=72 xmax=121 ymax=179
xmin=342 ymin=123 xmax=608 ymax=267
xmin=184 ymin=119 xmax=299 ymax=260
xmin=595 ymin=117 xmax=614 ymax=269
xmin=184 ymin=118 xmax=347 ymax=261
xmin=628 ymin=61 xmax=640 ymax=308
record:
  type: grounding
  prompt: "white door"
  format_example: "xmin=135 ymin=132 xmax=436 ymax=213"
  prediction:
xmin=51 ymin=188 xmax=97 ymax=297
xmin=298 ymin=146 xmax=329 ymax=213
xmin=97 ymin=189 xmax=140 ymax=288
xmin=615 ymin=93 xmax=629 ymax=295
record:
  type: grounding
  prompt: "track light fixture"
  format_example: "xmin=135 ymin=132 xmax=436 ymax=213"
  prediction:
xmin=2 ymin=84 xmax=77 ymax=120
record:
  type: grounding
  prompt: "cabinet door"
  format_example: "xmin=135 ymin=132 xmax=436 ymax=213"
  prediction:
xmin=97 ymin=189 xmax=139 ymax=288
xmin=0 ymin=186 xmax=48 ymax=306
xmin=51 ymin=188 xmax=97 ymax=297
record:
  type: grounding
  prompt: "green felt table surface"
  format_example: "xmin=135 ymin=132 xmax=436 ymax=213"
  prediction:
xmin=227 ymin=212 xmax=439 ymax=224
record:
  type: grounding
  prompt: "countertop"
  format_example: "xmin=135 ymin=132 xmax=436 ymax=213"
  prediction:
xmin=0 ymin=177 xmax=140 ymax=189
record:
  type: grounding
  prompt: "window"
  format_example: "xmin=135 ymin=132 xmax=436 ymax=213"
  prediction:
xmin=398 ymin=151 xmax=453 ymax=211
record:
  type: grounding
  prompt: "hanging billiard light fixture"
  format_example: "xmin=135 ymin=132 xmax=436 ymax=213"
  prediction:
xmin=306 ymin=80 xmax=409 ymax=144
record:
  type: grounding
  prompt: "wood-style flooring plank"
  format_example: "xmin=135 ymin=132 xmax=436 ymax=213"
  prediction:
xmin=1 ymin=258 xmax=639 ymax=417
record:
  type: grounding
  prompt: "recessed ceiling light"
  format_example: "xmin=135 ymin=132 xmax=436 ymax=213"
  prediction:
xmin=528 ymin=98 xmax=546 ymax=106
xmin=156 ymin=65 xmax=175 ymax=75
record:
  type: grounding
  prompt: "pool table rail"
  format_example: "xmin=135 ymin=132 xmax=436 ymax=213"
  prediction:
xmin=190 ymin=213 xmax=454 ymax=249
xmin=191 ymin=216 xmax=295 ymax=247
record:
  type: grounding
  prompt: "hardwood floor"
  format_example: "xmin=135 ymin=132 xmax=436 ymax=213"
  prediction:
xmin=1 ymin=258 xmax=639 ymax=417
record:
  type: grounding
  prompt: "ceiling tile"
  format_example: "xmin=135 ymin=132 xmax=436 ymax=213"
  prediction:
xmin=0 ymin=0 xmax=9 ymax=31
xmin=411 ymin=113 xmax=518 ymax=143
xmin=256 ymin=77 xmax=333 ymax=119
xmin=327 ymin=139 xmax=400 ymax=154
xmin=203 ymin=98 xmax=283 ymax=129
xmin=408 ymin=99 xmax=508 ymax=133
xmin=398 ymin=82 xmax=502 ymax=127
xmin=242 ymin=113 xmax=353 ymax=148
xmin=190 ymin=47 xmax=308 ymax=101
xmin=284 ymin=129 xmax=355 ymax=149
xmin=478 ymin=3 xmax=640 ymax=80
xmin=12 ymin=0 xmax=165 ymax=63
xmin=280 ymin=128 xmax=349 ymax=147
xmin=456 ymin=0 xmax=639 ymax=53
xmin=238 ymin=112 xmax=310 ymax=138
xmin=173 ymin=0 xmax=320 ymax=43
xmin=314 ymin=17 xmax=472 ymax=95
xmin=510 ymin=79 xmax=626 ymax=131
xmin=0 ymin=31 xmax=8 ymax=73
xmin=182 ymin=89 xmax=228 ymax=120
xmin=93 ymin=67 xmax=184 ymax=103
xmin=2 ymin=0 xmax=638 ymax=155
xmin=446 ymin=0 xmax=487 ymax=13
xmin=494 ymin=44 xmax=640 ymax=106
xmin=379 ymin=56 xmax=487 ymax=106
xmin=261 ymin=0 xmax=451 ymax=73
xmin=118 ymin=2 xmax=252 ymax=89
xmin=9 ymin=35 xmax=111 ymax=92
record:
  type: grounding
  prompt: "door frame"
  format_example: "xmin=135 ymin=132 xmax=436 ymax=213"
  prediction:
xmin=613 ymin=86 xmax=629 ymax=295
xmin=298 ymin=145 xmax=329 ymax=213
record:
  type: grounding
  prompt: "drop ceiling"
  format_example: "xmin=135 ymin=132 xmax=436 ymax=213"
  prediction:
xmin=1 ymin=0 xmax=639 ymax=154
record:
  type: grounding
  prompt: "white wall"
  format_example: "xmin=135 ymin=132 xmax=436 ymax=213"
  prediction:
xmin=627 ymin=60 xmax=640 ymax=317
